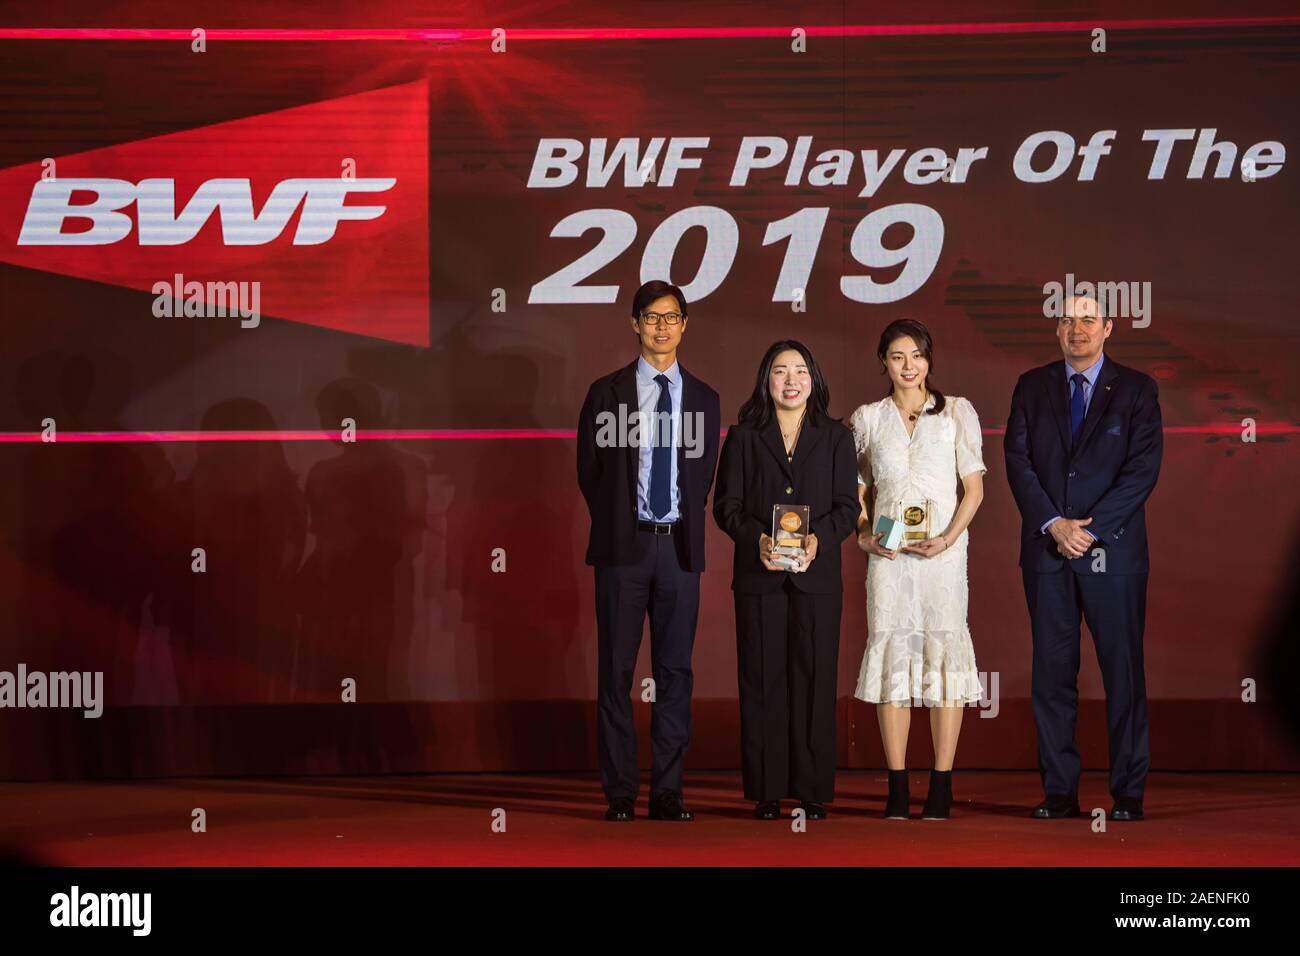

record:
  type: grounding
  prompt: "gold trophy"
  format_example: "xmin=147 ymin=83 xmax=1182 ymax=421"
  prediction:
xmin=770 ymin=504 xmax=811 ymax=570
xmin=896 ymin=497 xmax=932 ymax=544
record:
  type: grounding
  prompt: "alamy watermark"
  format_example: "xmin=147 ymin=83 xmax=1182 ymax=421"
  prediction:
xmin=879 ymin=668 xmax=1001 ymax=718
xmin=50 ymin=886 xmax=150 ymax=936
xmin=0 ymin=664 xmax=103 ymax=718
xmin=1043 ymin=272 xmax=1151 ymax=328
xmin=152 ymin=272 xmax=261 ymax=328
xmin=594 ymin=403 xmax=705 ymax=459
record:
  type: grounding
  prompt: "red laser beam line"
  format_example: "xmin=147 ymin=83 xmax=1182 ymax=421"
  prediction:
xmin=0 ymin=425 xmax=1293 ymax=444
xmin=1 ymin=18 xmax=1299 ymax=42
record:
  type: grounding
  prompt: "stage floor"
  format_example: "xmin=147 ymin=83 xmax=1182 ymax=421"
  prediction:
xmin=1 ymin=771 xmax=1296 ymax=866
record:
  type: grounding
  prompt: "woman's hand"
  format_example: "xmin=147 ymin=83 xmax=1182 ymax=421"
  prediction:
xmin=902 ymin=535 xmax=950 ymax=559
xmin=758 ymin=533 xmax=782 ymax=571
xmin=858 ymin=528 xmax=898 ymax=560
xmin=801 ymin=533 xmax=819 ymax=565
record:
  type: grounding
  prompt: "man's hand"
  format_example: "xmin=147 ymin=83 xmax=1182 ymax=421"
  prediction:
xmin=1049 ymin=516 xmax=1095 ymax=559
xmin=758 ymin=533 xmax=782 ymax=571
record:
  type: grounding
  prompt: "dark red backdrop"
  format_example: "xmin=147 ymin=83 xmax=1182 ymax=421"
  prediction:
xmin=1 ymin=2 xmax=1297 ymax=778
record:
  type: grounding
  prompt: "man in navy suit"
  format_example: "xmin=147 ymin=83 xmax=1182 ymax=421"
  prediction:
xmin=1004 ymin=292 xmax=1163 ymax=821
xmin=576 ymin=280 xmax=721 ymax=822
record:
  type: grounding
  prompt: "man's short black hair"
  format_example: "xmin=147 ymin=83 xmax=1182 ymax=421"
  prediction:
xmin=631 ymin=280 xmax=688 ymax=319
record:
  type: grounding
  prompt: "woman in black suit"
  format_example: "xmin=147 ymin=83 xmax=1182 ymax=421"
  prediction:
xmin=713 ymin=340 xmax=859 ymax=820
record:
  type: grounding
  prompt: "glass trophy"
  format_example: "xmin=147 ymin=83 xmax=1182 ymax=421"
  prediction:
xmin=770 ymin=504 xmax=811 ymax=570
xmin=896 ymin=497 xmax=932 ymax=544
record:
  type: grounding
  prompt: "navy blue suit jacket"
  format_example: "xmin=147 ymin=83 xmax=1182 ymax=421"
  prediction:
xmin=577 ymin=359 xmax=721 ymax=572
xmin=1004 ymin=356 xmax=1163 ymax=574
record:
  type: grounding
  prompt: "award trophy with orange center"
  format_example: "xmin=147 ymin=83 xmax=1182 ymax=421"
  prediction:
xmin=771 ymin=505 xmax=811 ymax=571
xmin=897 ymin=497 xmax=933 ymax=546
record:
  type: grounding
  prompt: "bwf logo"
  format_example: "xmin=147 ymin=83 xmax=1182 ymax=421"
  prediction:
xmin=49 ymin=886 xmax=151 ymax=936
xmin=0 ymin=79 xmax=430 ymax=345
xmin=17 ymin=177 xmax=396 ymax=246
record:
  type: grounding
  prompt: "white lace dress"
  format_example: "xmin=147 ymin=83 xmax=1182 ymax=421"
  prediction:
xmin=850 ymin=394 xmax=986 ymax=706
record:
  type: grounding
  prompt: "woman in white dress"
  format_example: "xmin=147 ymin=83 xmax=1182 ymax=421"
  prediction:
xmin=850 ymin=319 xmax=987 ymax=820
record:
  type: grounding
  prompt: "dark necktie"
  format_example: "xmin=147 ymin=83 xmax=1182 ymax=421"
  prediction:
xmin=1069 ymin=372 xmax=1088 ymax=445
xmin=649 ymin=373 xmax=672 ymax=519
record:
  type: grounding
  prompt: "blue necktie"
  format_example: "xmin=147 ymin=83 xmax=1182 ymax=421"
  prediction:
xmin=1069 ymin=372 xmax=1088 ymax=445
xmin=649 ymin=373 xmax=672 ymax=519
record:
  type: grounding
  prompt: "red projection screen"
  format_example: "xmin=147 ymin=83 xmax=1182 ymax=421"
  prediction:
xmin=0 ymin=1 xmax=1297 ymax=779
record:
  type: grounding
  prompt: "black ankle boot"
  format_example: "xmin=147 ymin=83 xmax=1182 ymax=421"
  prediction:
xmin=922 ymin=770 xmax=952 ymax=820
xmin=884 ymin=769 xmax=911 ymax=819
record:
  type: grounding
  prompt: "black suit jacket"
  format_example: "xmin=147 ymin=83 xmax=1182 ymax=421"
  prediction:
xmin=576 ymin=360 xmax=721 ymax=571
xmin=1004 ymin=355 xmax=1163 ymax=574
xmin=712 ymin=413 xmax=860 ymax=594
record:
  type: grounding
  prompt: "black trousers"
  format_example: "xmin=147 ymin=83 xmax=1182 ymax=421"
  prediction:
xmin=594 ymin=529 xmax=700 ymax=801
xmin=734 ymin=579 xmax=842 ymax=803
xmin=1023 ymin=568 xmax=1151 ymax=802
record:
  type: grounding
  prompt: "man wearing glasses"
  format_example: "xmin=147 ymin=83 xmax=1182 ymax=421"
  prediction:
xmin=577 ymin=280 xmax=721 ymax=821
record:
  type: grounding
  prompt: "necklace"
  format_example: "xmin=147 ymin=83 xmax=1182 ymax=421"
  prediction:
xmin=780 ymin=408 xmax=807 ymax=460
xmin=895 ymin=388 xmax=927 ymax=422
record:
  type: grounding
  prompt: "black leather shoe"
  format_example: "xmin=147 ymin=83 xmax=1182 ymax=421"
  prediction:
xmin=604 ymin=798 xmax=634 ymax=821
xmin=884 ymin=769 xmax=911 ymax=820
xmin=1031 ymin=794 xmax=1081 ymax=819
xmin=753 ymin=801 xmax=781 ymax=820
xmin=648 ymin=791 xmax=694 ymax=821
xmin=800 ymin=802 xmax=828 ymax=821
xmin=1109 ymin=799 xmax=1144 ymax=821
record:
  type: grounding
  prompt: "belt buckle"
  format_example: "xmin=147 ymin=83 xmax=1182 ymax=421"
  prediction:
xmin=655 ymin=522 xmax=672 ymax=535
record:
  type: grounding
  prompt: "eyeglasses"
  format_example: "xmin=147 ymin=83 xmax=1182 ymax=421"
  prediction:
xmin=639 ymin=312 xmax=683 ymax=326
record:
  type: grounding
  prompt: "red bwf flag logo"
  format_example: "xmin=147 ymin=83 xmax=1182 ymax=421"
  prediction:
xmin=0 ymin=79 xmax=429 ymax=346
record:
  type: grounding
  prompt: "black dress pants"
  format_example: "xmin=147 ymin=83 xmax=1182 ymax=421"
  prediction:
xmin=594 ymin=529 xmax=700 ymax=801
xmin=1024 ymin=567 xmax=1151 ymax=802
xmin=734 ymin=577 xmax=842 ymax=803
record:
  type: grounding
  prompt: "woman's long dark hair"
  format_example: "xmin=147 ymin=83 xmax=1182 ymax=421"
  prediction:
xmin=737 ymin=339 xmax=833 ymax=429
xmin=877 ymin=319 xmax=946 ymax=415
